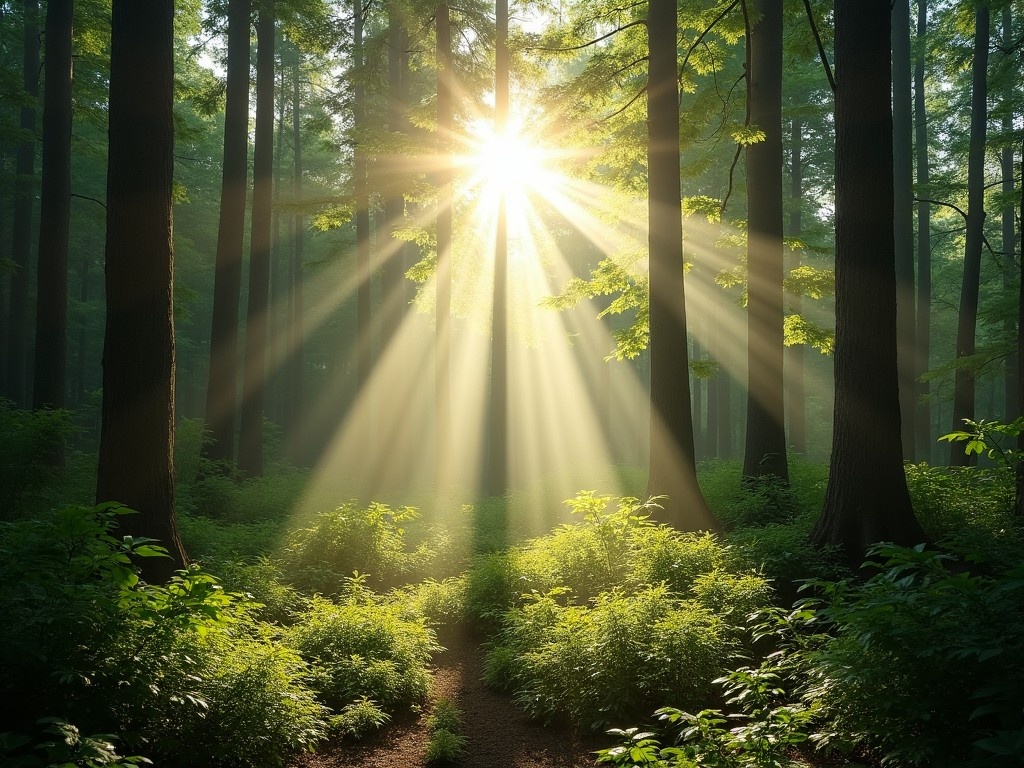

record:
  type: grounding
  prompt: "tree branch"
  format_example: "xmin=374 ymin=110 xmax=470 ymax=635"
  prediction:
xmin=525 ymin=20 xmax=646 ymax=52
xmin=598 ymin=84 xmax=647 ymax=123
xmin=71 ymin=192 xmax=106 ymax=209
xmin=802 ymin=0 xmax=836 ymax=92
xmin=720 ymin=142 xmax=743 ymax=216
xmin=678 ymin=0 xmax=741 ymax=80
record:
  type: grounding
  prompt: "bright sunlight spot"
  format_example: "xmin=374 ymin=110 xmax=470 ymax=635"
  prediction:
xmin=464 ymin=120 xmax=548 ymax=196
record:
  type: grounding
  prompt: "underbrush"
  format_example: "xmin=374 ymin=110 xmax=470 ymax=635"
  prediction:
xmin=465 ymin=492 xmax=774 ymax=730
xmin=0 ymin=504 xmax=440 ymax=766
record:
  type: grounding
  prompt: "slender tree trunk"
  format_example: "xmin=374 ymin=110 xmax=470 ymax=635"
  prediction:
xmin=1017 ymin=142 xmax=1023 ymax=517
xmin=97 ymin=0 xmax=186 ymax=583
xmin=645 ymin=0 xmax=716 ymax=530
xmin=268 ymin=54 xmax=286 ymax=428
xmin=75 ymin=254 xmax=88 ymax=406
xmin=288 ymin=46 xmax=305 ymax=458
xmin=812 ymin=0 xmax=927 ymax=567
xmin=354 ymin=0 xmax=371 ymax=409
xmin=486 ymin=0 xmax=509 ymax=496
xmin=914 ymin=0 xmax=932 ymax=460
xmin=203 ymin=0 xmax=250 ymax=465
xmin=33 ymin=0 xmax=73 ymax=445
xmin=787 ymin=116 xmax=806 ymax=454
xmin=436 ymin=2 xmax=453 ymax=487
xmin=950 ymin=3 xmax=989 ymax=467
xmin=382 ymin=3 xmax=406 ymax=362
xmin=237 ymin=0 xmax=275 ymax=477
xmin=1001 ymin=5 xmax=1017 ymax=424
xmin=743 ymin=0 xmax=788 ymax=483
xmin=7 ymin=0 xmax=39 ymax=407
xmin=692 ymin=331 xmax=703 ymax=461
xmin=718 ymin=365 xmax=732 ymax=458
xmin=893 ymin=0 xmax=916 ymax=461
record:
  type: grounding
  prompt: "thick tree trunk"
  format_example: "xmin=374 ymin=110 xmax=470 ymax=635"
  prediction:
xmin=787 ymin=117 xmax=806 ymax=454
xmin=949 ymin=4 xmax=989 ymax=466
xmin=892 ymin=0 xmax=916 ymax=461
xmin=436 ymin=2 xmax=453 ymax=487
xmin=203 ymin=0 xmax=250 ymax=466
xmin=486 ymin=0 xmax=509 ymax=496
xmin=97 ymin=0 xmax=186 ymax=583
xmin=237 ymin=0 xmax=275 ymax=477
xmin=743 ymin=0 xmax=788 ymax=483
xmin=7 ymin=0 xmax=39 ymax=407
xmin=645 ymin=0 xmax=716 ymax=530
xmin=914 ymin=0 xmax=932 ymax=460
xmin=812 ymin=0 xmax=927 ymax=567
xmin=33 ymin=0 xmax=73 ymax=444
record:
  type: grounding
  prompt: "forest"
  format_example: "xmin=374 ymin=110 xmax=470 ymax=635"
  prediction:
xmin=1 ymin=0 xmax=1023 ymax=766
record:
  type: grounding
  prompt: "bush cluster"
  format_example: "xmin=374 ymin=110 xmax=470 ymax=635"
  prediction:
xmin=466 ymin=492 xmax=773 ymax=729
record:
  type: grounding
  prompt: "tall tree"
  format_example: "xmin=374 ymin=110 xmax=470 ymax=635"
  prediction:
xmin=354 ymin=0 xmax=371 ymax=406
xmin=237 ymin=0 xmax=275 ymax=477
xmin=811 ymin=0 xmax=927 ymax=565
xmin=485 ymin=0 xmax=509 ymax=496
xmin=435 ymin=1 xmax=453 ymax=486
xmin=949 ymin=2 xmax=989 ymax=466
xmin=202 ymin=0 xmax=251 ymax=465
xmin=892 ymin=0 xmax=916 ymax=460
xmin=742 ymin=0 xmax=788 ymax=483
xmin=288 ymin=42 xmax=305 ymax=453
xmin=914 ymin=0 xmax=932 ymax=459
xmin=645 ymin=0 xmax=716 ymax=530
xmin=96 ymin=0 xmax=186 ymax=583
xmin=6 ymin=0 xmax=39 ymax=407
xmin=32 ymin=0 xmax=73 ymax=434
xmin=382 ymin=2 xmax=407 ymax=361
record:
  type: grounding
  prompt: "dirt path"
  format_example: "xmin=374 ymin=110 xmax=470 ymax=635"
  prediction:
xmin=297 ymin=631 xmax=605 ymax=768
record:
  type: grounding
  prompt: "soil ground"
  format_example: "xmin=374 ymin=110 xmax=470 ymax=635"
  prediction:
xmin=295 ymin=630 xmax=606 ymax=768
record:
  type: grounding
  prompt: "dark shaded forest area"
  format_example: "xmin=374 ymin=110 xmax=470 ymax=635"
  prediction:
xmin=1 ymin=0 xmax=1023 ymax=766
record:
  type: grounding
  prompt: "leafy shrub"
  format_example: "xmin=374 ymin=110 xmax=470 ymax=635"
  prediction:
xmin=211 ymin=557 xmax=305 ymax=624
xmin=801 ymin=544 xmax=1024 ymax=767
xmin=0 ymin=399 xmax=75 ymax=518
xmin=425 ymin=699 xmax=467 ymax=764
xmin=725 ymin=515 xmax=847 ymax=587
xmin=627 ymin=528 xmax=730 ymax=595
xmin=397 ymin=577 xmax=467 ymax=629
xmin=281 ymin=501 xmax=431 ymax=593
xmin=0 ymin=504 xmax=329 ymax=768
xmin=285 ymin=590 xmax=439 ymax=713
xmin=330 ymin=697 xmax=391 ymax=740
xmin=178 ymin=513 xmax=283 ymax=561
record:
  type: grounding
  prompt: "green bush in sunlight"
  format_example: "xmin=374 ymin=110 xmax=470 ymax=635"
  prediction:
xmin=0 ymin=504 xmax=329 ymax=768
xmin=281 ymin=501 xmax=433 ymax=593
xmin=285 ymin=587 xmax=440 ymax=715
xmin=467 ymin=492 xmax=772 ymax=729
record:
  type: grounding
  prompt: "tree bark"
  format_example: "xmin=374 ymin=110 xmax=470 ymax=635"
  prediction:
xmin=202 ymin=0 xmax=250 ymax=466
xmin=742 ymin=0 xmax=788 ymax=483
xmin=7 ymin=0 xmax=39 ymax=407
xmin=914 ymin=0 xmax=932 ymax=460
xmin=237 ymin=0 xmax=275 ymax=477
xmin=33 ymin=0 xmax=73 ymax=447
xmin=486 ymin=0 xmax=509 ymax=496
xmin=949 ymin=3 xmax=989 ymax=466
xmin=96 ymin=0 xmax=186 ymax=583
xmin=892 ymin=0 xmax=916 ymax=461
xmin=1001 ymin=5 xmax=1017 ymax=425
xmin=645 ymin=0 xmax=716 ymax=530
xmin=288 ymin=44 xmax=305 ymax=459
xmin=812 ymin=0 xmax=927 ymax=567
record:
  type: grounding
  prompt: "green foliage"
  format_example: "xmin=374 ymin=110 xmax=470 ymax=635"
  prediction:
xmin=285 ymin=590 xmax=439 ymax=714
xmin=1 ymin=718 xmax=152 ymax=768
xmin=396 ymin=577 xmax=467 ymax=629
xmin=424 ymin=728 xmax=468 ymax=765
xmin=281 ymin=501 xmax=431 ymax=593
xmin=939 ymin=417 xmax=1024 ymax=469
xmin=426 ymin=698 xmax=464 ymax=734
xmin=210 ymin=557 xmax=306 ymax=624
xmin=0 ymin=400 xmax=76 ymax=517
xmin=800 ymin=544 xmax=1024 ymax=767
xmin=0 ymin=504 xmax=329 ymax=768
xmin=330 ymin=698 xmax=391 ymax=740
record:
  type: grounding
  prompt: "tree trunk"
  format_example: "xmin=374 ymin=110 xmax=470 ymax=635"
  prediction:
xmin=812 ymin=0 xmax=927 ymax=567
xmin=7 ymin=0 xmax=39 ymax=407
xmin=914 ymin=0 xmax=932 ymax=460
xmin=382 ymin=2 xmax=407 ymax=365
xmin=203 ymin=0 xmax=250 ymax=466
xmin=436 ymin=2 xmax=453 ymax=487
xmin=486 ymin=0 xmax=509 ymax=496
xmin=892 ymin=0 xmax=916 ymax=461
xmin=288 ymin=45 xmax=305 ymax=459
xmin=354 ymin=0 xmax=371 ymax=408
xmin=787 ymin=116 xmax=806 ymax=454
xmin=96 ymin=0 xmax=186 ymax=583
xmin=949 ymin=3 xmax=989 ymax=467
xmin=33 ymin=0 xmax=73 ymax=450
xmin=645 ymin=0 xmax=716 ymax=530
xmin=1001 ymin=5 xmax=1017 ymax=425
xmin=742 ymin=0 xmax=788 ymax=483
xmin=237 ymin=0 xmax=275 ymax=477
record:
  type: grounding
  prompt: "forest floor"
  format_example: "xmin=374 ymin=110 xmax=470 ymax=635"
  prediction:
xmin=295 ymin=629 xmax=606 ymax=768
